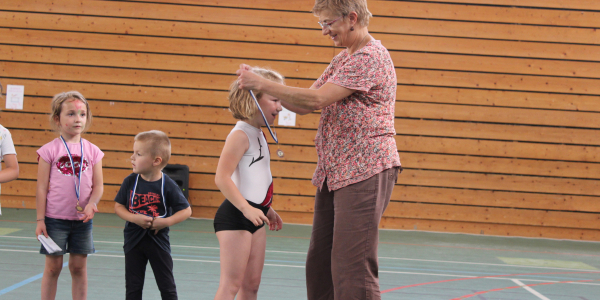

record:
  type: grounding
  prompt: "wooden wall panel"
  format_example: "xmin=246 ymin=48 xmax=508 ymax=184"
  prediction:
xmin=1 ymin=0 xmax=599 ymax=241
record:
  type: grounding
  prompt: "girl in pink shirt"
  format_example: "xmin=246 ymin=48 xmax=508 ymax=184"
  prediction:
xmin=35 ymin=91 xmax=104 ymax=300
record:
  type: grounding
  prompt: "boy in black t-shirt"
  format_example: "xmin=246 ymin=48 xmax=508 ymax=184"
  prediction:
xmin=114 ymin=130 xmax=191 ymax=300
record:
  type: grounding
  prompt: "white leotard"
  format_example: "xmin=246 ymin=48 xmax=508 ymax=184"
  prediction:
xmin=229 ymin=121 xmax=273 ymax=207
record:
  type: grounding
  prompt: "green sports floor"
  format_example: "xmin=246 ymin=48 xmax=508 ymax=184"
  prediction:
xmin=0 ymin=208 xmax=599 ymax=299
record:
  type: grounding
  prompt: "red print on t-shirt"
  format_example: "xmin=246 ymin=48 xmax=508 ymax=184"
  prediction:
xmin=57 ymin=155 xmax=89 ymax=176
xmin=129 ymin=191 xmax=163 ymax=217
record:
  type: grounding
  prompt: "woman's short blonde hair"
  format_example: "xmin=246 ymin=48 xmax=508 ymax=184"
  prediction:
xmin=228 ymin=68 xmax=285 ymax=121
xmin=312 ymin=0 xmax=372 ymax=27
xmin=49 ymin=91 xmax=93 ymax=132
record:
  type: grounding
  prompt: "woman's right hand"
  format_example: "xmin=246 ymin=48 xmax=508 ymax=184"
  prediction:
xmin=36 ymin=221 xmax=48 ymax=238
xmin=241 ymin=206 xmax=270 ymax=227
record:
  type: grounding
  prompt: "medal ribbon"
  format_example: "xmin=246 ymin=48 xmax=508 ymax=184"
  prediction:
xmin=129 ymin=173 xmax=167 ymax=218
xmin=60 ymin=136 xmax=83 ymax=206
xmin=249 ymin=90 xmax=278 ymax=144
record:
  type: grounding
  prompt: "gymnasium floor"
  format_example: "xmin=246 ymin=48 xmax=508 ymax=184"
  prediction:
xmin=0 ymin=208 xmax=598 ymax=299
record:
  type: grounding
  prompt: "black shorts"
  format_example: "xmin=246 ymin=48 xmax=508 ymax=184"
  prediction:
xmin=214 ymin=199 xmax=270 ymax=234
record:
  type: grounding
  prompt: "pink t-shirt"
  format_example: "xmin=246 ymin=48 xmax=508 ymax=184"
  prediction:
xmin=312 ymin=40 xmax=401 ymax=191
xmin=37 ymin=138 xmax=104 ymax=220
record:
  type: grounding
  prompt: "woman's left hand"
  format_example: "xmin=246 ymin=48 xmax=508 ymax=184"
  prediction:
xmin=80 ymin=202 xmax=99 ymax=223
xmin=266 ymin=208 xmax=283 ymax=231
xmin=236 ymin=64 xmax=263 ymax=91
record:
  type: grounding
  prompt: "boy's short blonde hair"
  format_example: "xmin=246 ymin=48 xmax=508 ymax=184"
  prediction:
xmin=135 ymin=130 xmax=171 ymax=169
xmin=312 ymin=0 xmax=372 ymax=27
xmin=228 ymin=67 xmax=285 ymax=121
xmin=50 ymin=91 xmax=93 ymax=132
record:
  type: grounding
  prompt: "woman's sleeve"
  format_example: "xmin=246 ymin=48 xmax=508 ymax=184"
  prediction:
xmin=328 ymin=51 xmax=382 ymax=92
xmin=314 ymin=60 xmax=336 ymax=89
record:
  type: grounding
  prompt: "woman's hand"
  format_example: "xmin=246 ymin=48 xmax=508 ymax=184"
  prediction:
xmin=266 ymin=208 xmax=283 ymax=231
xmin=79 ymin=202 xmax=99 ymax=223
xmin=236 ymin=64 xmax=264 ymax=91
xmin=241 ymin=206 xmax=270 ymax=227
xmin=36 ymin=220 xmax=48 ymax=238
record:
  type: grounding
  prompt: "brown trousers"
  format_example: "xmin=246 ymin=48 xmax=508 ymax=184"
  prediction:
xmin=306 ymin=167 xmax=399 ymax=300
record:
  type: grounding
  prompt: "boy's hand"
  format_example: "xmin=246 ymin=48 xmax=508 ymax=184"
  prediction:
xmin=35 ymin=221 xmax=48 ymax=238
xmin=266 ymin=208 xmax=283 ymax=231
xmin=241 ymin=206 xmax=270 ymax=227
xmin=149 ymin=218 xmax=170 ymax=235
xmin=79 ymin=202 xmax=99 ymax=223
xmin=131 ymin=214 xmax=154 ymax=229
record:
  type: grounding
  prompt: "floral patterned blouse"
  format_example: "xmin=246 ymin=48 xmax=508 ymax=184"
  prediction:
xmin=312 ymin=40 xmax=401 ymax=191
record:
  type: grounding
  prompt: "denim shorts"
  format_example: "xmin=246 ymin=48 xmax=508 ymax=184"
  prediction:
xmin=39 ymin=217 xmax=95 ymax=255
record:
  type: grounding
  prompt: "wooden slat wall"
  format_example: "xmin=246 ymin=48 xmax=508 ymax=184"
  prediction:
xmin=1 ymin=0 xmax=599 ymax=240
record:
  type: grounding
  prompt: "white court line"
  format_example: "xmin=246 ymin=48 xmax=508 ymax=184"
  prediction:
xmin=90 ymin=253 xmax=305 ymax=268
xmin=2 ymin=236 xmax=592 ymax=271
xmin=512 ymin=279 xmax=551 ymax=300
xmin=0 ymin=236 xmax=307 ymax=254
xmin=2 ymin=249 xmax=599 ymax=286
xmin=2 ymin=236 xmax=594 ymax=271
xmin=0 ymin=249 xmax=39 ymax=253
xmin=379 ymin=257 xmax=598 ymax=272
xmin=1 ymin=236 xmax=597 ymax=272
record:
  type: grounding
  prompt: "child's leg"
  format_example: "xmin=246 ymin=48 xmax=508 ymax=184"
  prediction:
xmin=41 ymin=255 xmax=64 ymax=300
xmin=68 ymin=254 xmax=88 ymax=300
xmin=237 ymin=227 xmax=266 ymax=300
xmin=147 ymin=244 xmax=177 ymax=300
xmin=125 ymin=239 xmax=150 ymax=300
xmin=214 ymin=230 xmax=253 ymax=300
xmin=67 ymin=216 xmax=94 ymax=300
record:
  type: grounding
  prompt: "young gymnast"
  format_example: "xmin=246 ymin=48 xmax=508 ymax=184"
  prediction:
xmin=213 ymin=67 xmax=284 ymax=300
xmin=114 ymin=130 xmax=191 ymax=300
xmin=35 ymin=91 xmax=104 ymax=300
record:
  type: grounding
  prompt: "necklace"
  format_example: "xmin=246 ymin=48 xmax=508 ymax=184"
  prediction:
xmin=360 ymin=33 xmax=371 ymax=46
xmin=351 ymin=33 xmax=371 ymax=54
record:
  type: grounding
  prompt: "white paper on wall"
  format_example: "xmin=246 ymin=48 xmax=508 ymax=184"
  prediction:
xmin=5 ymin=85 xmax=24 ymax=110
xmin=278 ymin=107 xmax=296 ymax=126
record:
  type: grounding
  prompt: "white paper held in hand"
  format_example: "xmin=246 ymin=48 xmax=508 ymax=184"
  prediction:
xmin=38 ymin=235 xmax=62 ymax=254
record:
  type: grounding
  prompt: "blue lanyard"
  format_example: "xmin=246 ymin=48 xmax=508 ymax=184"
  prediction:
xmin=60 ymin=136 xmax=83 ymax=201
xmin=249 ymin=90 xmax=278 ymax=144
xmin=129 ymin=173 xmax=167 ymax=218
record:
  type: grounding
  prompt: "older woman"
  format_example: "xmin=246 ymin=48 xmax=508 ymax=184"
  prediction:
xmin=236 ymin=0 xmax=400 ymax=298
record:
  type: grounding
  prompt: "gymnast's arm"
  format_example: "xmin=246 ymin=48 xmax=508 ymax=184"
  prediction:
xmin=214 ymin=130 xmax=269 ymax=227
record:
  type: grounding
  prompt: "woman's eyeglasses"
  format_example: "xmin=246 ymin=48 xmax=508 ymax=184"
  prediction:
xmin=318 ymin=16 xmax=342 ymax=30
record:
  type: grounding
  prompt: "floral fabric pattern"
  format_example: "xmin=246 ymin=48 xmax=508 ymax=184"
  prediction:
xmin=312 ymin=40 xmax=401 ymax=191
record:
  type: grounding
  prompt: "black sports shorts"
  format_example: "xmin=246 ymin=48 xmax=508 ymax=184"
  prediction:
xmin=213 ymin=199 xmax=270 ymax=234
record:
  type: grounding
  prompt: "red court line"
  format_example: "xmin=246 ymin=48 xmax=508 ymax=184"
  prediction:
xmin=380 ymin=271 xmax=600 ymax=294
xmin=450 ymin=278 xmax=600 ymax=299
